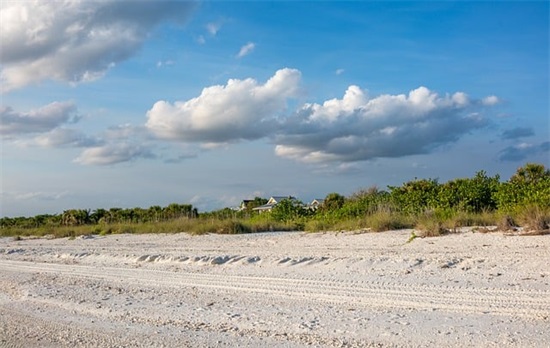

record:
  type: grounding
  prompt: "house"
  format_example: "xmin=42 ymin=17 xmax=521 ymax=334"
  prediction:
xmin=307 ymin=199 xmax=325 ymax=211
xmin=252 ymin=196 xmax=296 ymax=213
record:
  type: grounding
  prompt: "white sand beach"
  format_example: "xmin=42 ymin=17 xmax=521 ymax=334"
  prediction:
xmin=1 ymin=229 xmax=549 ymax=347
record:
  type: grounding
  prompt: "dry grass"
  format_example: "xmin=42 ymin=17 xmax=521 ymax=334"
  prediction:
xmin=364 ymin=211 xmax=413 ymax=232
xmin=515 ymin=205 xmax=550 ymax=233
xmin=414 ymin=210 xmax=450 ymax=237
xmin=415 ymin=220 xmax=447 ymax=237
xmin=496 ymin=214 xmax=518 ymax=232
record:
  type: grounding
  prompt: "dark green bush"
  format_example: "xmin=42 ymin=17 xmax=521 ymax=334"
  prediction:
xmin=389 ymin=178 xmax=440 ymax=215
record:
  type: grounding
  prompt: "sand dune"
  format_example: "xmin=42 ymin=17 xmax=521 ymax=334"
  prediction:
xmin=1 ymin=230 xmax=549 ymax=347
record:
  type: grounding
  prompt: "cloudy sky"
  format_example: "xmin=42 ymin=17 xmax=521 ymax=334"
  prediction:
xmin=1 ymin=1 xmax=548 ymax=217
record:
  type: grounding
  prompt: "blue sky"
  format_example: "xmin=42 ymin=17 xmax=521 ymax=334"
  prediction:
xmin=1 ymin=0 xmax=548 ymax=217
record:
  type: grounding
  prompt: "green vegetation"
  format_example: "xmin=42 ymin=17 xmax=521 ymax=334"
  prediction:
xmin=1 ymin=163 xmax=549 ymax=238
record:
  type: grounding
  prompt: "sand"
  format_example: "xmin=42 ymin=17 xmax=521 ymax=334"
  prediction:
xmin=0 ymin=229 xmax=549 ymax=347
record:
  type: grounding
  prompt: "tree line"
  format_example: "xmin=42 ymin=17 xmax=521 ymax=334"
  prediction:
xmin=1 ymin=203 xmax=197 ymax=229
xmin=1 ymin=163 xmax=548 ymax=233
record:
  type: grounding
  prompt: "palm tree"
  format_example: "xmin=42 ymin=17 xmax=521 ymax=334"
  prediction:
xmin=62 ymin=209 xmax=90 ymax=226
xmin=511 ymin=163 xmax=550 ymax=185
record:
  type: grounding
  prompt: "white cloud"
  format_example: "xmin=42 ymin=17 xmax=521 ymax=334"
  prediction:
xmin=482 ymin=95 xmax=500 ymax=106
xmin=307 ymin=85 xmax=368 ymax=122
xmin=0 ymin=0 xmax=196 ymax=91
xmin=335 ymin=68 xmax=345 ymax=75
xmin=197 ymin=20 xmax=224 ymax=44
xmin=206 ymin=22 xmax=222 ymax=35
xmin=11 ymin=190 xmax=69 ymax=201
xmin=237 ymin=42 xmax=255 ymax=58
xmin=71 ymin=124 xmax=158 ymax=165
xmin=156 ymin=60 xmax=175 ymax=68
xmin=145 ymin=68 xmax=498 ymax=165
xmin=103 ymin=124 xmax=152 ymax=140
xmin=34 ymin=128 xmax=102 ymax=148
xmin=275 ymin=85 xmax=493 ymax=164
xmin=0 ymin=102 xmax=78 ymax=136
xmin=451 ymin=92 xmax=469 ymax=106
xmin=146 ymin=68 xmax=301 ymax=145
xmin=74 ymin=143 xmax=155 ymax=166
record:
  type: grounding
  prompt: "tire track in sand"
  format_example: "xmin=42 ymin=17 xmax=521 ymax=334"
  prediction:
xmin=1 ymin=260 xmax=548 ymax=320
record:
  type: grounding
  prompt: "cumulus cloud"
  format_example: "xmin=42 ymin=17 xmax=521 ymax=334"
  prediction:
xmin=498 ymin=141 xmax=550 ymax=162
xmin=0 ymin=0 xmax=196 ymax=91
xmin=274 ymin=85 xmax=491 ymax=163
xmin=0 ymin=102 xmax=78 ymax=136
xmin=335 ymin=69 xmax=345 ymax=75
xmin=145 ymin=68 xmax=499 ymax=165
xmin=74 ymin=143 xmax=155 ymax=166
xmin=237 ymin=42 xmax=255 ymax=58
xmin=146 ymin=68 xmax=301 ymax=145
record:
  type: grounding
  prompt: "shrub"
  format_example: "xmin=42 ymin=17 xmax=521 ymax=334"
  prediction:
xmin=270 ymin=199 xmax=309 ymax=222
xmin=439 ymin=171 xmax=499 ymax=213
xmin=495 ymin=163 xmax=550 ymax=212
xmin=389 ymin=178 xmax=440 ymax=215
xmin=320 ymin=193 xmax=345 ymax=212
xmin=338 ymin=187 xmax=391 ymax=218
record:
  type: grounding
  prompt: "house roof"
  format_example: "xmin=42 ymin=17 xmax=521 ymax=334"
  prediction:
xmin=252 ymin=196 xmax=296 ymax=211
xmin=267 ymin=196 xmax=295 ymax=204
xmin=252 ymin=204 xmax=276 ymax=211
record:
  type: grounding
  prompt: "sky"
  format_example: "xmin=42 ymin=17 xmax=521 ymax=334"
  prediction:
xmin=1 ymin=0 xmax=549 ymax=217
